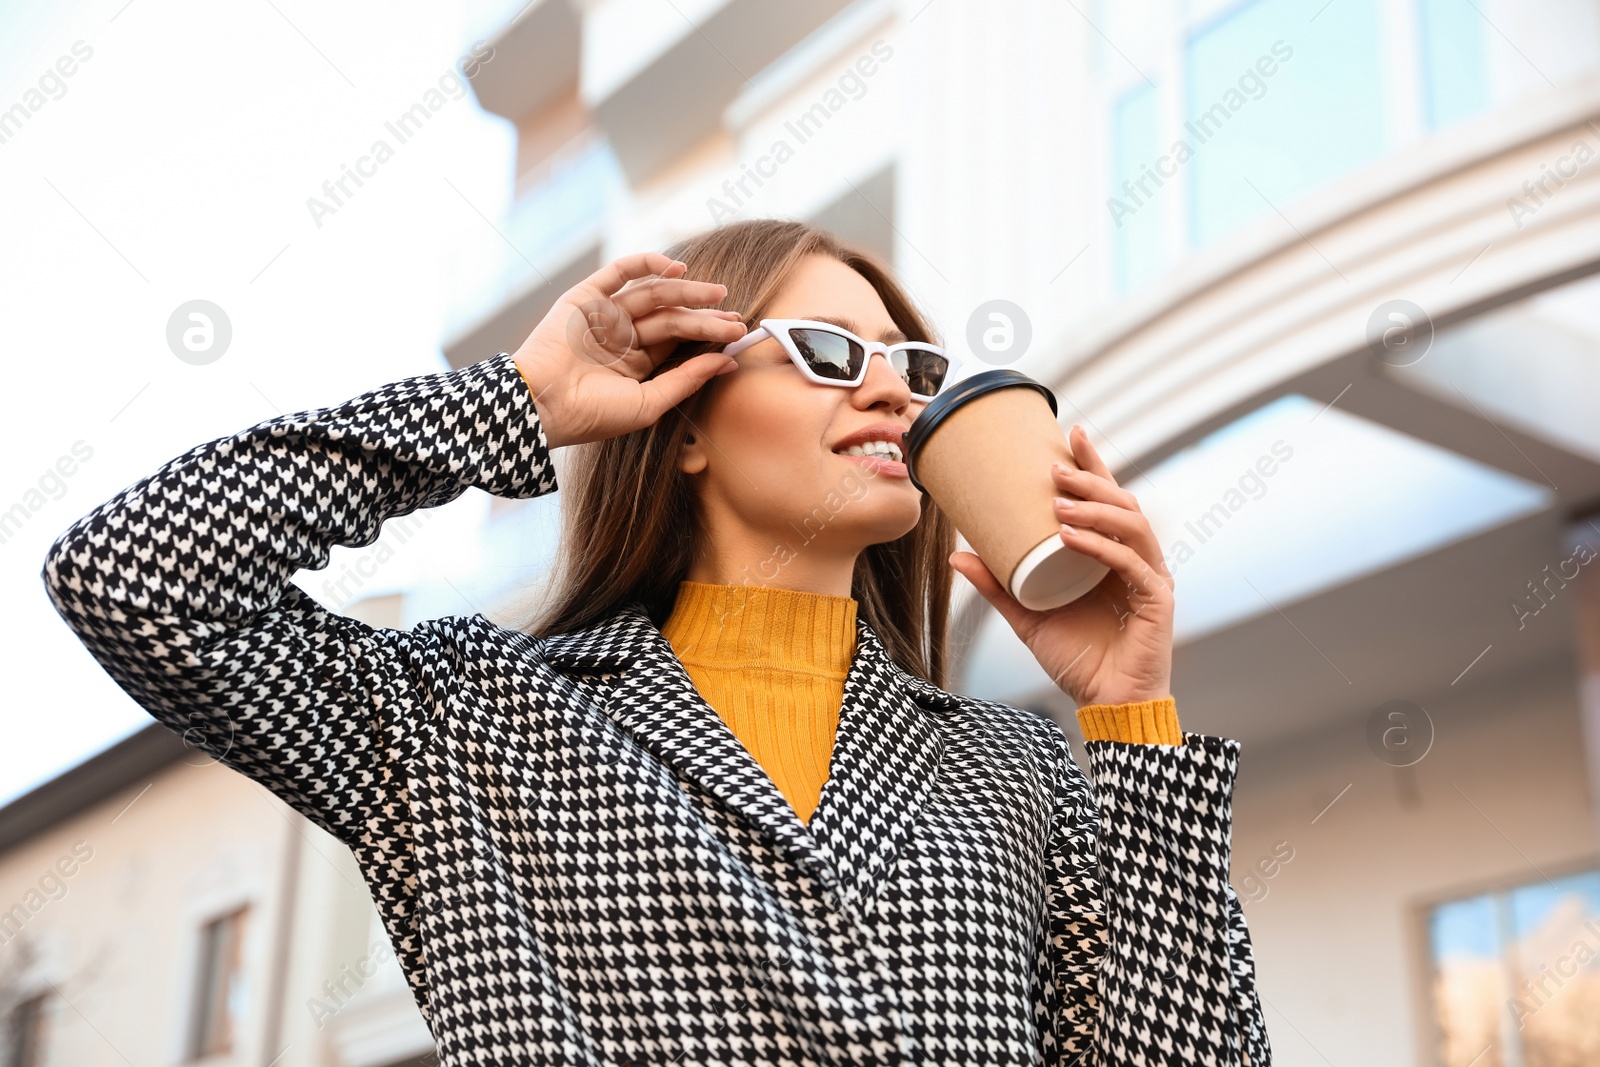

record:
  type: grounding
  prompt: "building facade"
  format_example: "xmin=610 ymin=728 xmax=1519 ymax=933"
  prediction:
xmin=428 ymin=1 xmax=1600 ymax=1063
xmin=6 ymin=1 xmax=1600 ymax=1064
xmin=0 ymin=599 xmax=437 ymax=1067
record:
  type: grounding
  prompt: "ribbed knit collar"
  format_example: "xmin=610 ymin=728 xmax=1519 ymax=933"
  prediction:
xmin=659 ymin=580 xmax=858 ymax=675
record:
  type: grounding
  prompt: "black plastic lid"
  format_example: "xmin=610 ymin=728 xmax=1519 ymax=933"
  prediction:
xmin=903 ymin=369 xmax=1059 ymax=493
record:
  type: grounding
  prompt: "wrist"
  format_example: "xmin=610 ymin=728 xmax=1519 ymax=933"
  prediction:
xmin=511 ymin=351 xmax=566 ymax=449
xmin=1078 ymin=690 xmax=1173 ymax=708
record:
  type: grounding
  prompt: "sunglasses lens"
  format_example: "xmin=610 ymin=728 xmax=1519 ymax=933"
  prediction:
xmin=895 ymin=348 xmax=951 ymax=397
xmin=788 ymin=328 xmax=865 ymax=383
xmin=786 ymin=327 xmax=951 ymax=396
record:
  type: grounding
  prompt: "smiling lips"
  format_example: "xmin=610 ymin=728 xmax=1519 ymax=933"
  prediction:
xmin=833 ymin=450 xmax=910 ymax=478
xmin=832 ymin=425 xmax=908 ymax=479
xmin=836 ymin=438 xmax=903 ymax=461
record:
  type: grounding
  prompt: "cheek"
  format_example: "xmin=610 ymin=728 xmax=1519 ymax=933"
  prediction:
xmin=702 ymin=376 xmax=835 ymax=478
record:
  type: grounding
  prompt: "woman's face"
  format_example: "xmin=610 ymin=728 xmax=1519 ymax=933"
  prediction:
xmin=677 ymin=254 xmax=929 ymax=587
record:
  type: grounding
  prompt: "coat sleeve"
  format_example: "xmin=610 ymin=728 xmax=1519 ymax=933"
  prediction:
xmin=39 ymin=353 xmax=559 ymax=844
xmin=1032 ymin=725 xmax=1272 ymax=1065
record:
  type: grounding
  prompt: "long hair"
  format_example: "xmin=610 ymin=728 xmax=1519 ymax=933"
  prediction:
xmin=521 ymin=218 xmax=958 ymax=688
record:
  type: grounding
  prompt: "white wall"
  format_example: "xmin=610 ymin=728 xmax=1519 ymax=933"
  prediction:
xmin=0 ymin=759 xmax=289 ymax=1066
xmin=1230 ymin=650 xmax=1598 ymax=1065
xmin=0 ymin=755 xmax=424 ymax=1067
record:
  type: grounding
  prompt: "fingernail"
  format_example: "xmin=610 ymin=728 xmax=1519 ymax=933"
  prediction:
xmin=1061 ymin=524 xmax=1077 ymax=535
xmin=1054 ymin=496 xmax=1075 ymax=509
xmin=716 ymin=358 xmax=739 ymax=375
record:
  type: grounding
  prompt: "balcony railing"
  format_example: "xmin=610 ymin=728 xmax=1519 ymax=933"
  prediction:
xmin=443 ymin=133 xmax=626 ymax=341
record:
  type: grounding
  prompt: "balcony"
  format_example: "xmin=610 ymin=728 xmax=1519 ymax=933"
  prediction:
xmin=443 ymin=132 xmax=626 ymax=369
xmin=464 ymin=0 xmax=582 ymax=123
xmin=580 ymin=0 xmax=855 ymax=183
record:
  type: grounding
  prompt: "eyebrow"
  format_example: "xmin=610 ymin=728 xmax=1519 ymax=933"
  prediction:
xmin=803 ymin=315 xmax=909 ymax=345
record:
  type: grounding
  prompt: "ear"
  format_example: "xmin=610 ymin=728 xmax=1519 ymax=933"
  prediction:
xmin=677 ymin=430 xmax=708 ymax=475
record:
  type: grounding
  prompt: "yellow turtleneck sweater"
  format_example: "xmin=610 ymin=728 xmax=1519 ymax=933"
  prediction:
xmin=662 ymin=581 xmax=857 ymax=825
xmin=659 ymin=580 xmax=1184 ymax=826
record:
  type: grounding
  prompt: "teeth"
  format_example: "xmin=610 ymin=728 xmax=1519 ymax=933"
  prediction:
xmin=839 ymin=440 xmax=903 ymax=462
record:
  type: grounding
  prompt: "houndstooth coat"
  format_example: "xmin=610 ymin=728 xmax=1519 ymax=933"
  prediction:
xmin=42 ymin=353 xmax=1271 ymax=1066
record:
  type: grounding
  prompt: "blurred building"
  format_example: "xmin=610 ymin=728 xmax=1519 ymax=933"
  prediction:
xmin=6 ymin=0 xmax=1600 ymax=1064
xmin=0 ymin=598 xmax=436 ymax=1067
xmin=428 ymin=1 xmax=1600 ymax=1063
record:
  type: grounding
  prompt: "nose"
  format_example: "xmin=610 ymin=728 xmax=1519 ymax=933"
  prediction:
xmin=854 ymin=348 xmax=912 ymax=411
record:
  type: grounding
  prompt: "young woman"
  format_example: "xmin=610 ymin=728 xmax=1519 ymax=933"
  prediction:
xmin=43 ymin=219 xmax=1270 ymax=1066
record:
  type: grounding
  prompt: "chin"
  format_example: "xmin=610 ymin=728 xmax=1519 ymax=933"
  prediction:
xmin=849 ymin=509 xmax=924 ymax=548
xmin=781 ymin=486 xmax=921 ymax=548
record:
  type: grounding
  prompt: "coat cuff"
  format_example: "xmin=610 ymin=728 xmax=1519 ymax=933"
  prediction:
xmin=1074 ymin=696 xmax=1183 ymax=745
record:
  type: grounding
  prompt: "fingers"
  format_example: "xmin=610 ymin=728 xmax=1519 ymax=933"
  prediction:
xmin=586 ymin=252 xmax=686 ymax=297
xmin=614 ymin=277 xmax=733 ymax=318
xmin=1067 ymin=424 xmax=1119 ymax=486
xmin=948 ymin=550 xmax=1039 ymax=633
xmin=1058 ymin=523 xmax=1173 ymax=604
xmin=634 ymin=307 xmax=746 ymax=352
xmin=1052 ymin=458 xmax=1171 ymax=588
xmin=1052 ymin=495 xmax=1163 ymax=568
xmin=1051 ymin=461 xmax=1138 ymax=513
xmin=635 ymin=352 xmax=741 ymax=422
xmin=564 ymin=299 xmax=638 ymax=368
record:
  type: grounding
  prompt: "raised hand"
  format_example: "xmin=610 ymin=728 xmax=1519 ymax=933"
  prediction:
xmin=511 ymin=251 xmax=747 ymax=449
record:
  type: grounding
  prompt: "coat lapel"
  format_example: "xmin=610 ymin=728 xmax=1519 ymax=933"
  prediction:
xmin=538 ymin=600 xmax=968 ymax=915
xmin=807 ymin=615 xmax=963 ymax=913
xmin=539 ymin=602 xmax=835 ymax=889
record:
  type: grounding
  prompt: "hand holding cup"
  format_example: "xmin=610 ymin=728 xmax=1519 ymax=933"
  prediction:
xmin=948 ymin=425 xmax=1175 ymax=708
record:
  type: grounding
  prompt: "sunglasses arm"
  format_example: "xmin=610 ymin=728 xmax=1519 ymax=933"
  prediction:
xmin=720 ymin=325 xmax=770 ymax=357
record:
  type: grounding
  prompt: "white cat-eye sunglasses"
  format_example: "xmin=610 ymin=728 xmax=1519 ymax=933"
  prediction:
xmin=720 ymin=318 xmax=961 ymax=402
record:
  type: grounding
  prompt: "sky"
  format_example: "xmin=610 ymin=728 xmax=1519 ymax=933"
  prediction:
xmin=0 ymin=0 xmax=527 ymax=805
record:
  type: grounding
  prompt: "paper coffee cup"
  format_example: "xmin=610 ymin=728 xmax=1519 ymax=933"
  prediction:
xmin=905 ymin=370 xmax=1110 ymax=611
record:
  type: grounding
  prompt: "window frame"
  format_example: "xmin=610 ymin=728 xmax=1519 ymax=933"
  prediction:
xmin=1413 ymin=851 xmax=1600 ymax=1067
xmin=185 ymin=904 xmax=251 ymax=1062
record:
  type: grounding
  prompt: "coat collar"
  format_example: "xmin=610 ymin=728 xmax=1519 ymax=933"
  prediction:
xmin=539 ymin=600 xmax=965 ymax=914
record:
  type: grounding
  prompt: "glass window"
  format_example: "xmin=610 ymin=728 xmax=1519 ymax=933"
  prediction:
xmin=505 ymin=134 xmax=626 ymax=272
xmin=442 ymin=131 xmax=625 ymax=337
xmin=187 ymin=906 xmax=250 ymax=1060
xmin=1417 ymin=0 xmax=1490 ymax=130
xmin=1428 ymin=869 xmax=1600 ymax=1065
xmin=1110 ymin=82 xmax=1170 ymax=293
xmin=1185 ymin=0 xmax=1387 ymax=247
